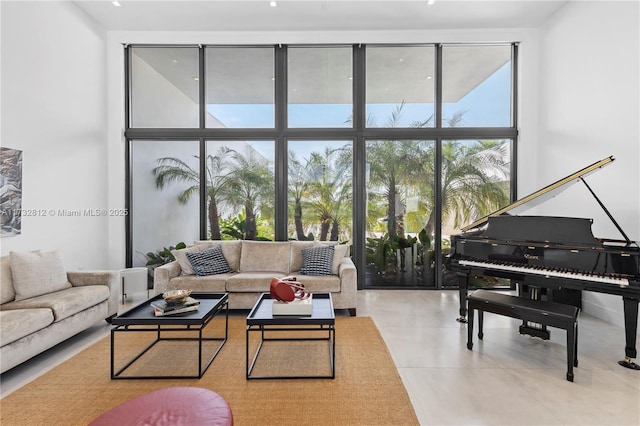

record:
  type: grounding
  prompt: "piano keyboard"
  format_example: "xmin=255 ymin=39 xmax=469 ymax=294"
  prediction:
xmin=458 ymin=259 xmax=630 ymax=287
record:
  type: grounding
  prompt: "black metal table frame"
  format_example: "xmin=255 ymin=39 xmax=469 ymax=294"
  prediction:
xmin=246 ymin=293 xmax=335 ymax=380
xmin=110 ymin=293 xmax=228 ymax=380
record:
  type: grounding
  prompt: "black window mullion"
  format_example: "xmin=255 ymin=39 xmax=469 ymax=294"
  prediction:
xmin=274 ymin=44 xmax=288 ymax=241
xmin=199 ymin=46 xmax=207 ymax=240
xmin=353 ymin=44 xmax=367 ymax=290
xmin=434 ymin=44 xmax=444 ymax=288
xmin=124 ymin=45 xmax=133 ymax=267
xmin=511 ymin=43 xmax=519 ymax=203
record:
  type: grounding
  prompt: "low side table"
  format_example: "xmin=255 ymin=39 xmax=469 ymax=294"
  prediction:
xmin=118 ymin=267 xmax=148 ymax=303
xmin=110 ymin=292 xmax=228 ymax=379
xmin=246 ymin=292 xmax=335 ymax=380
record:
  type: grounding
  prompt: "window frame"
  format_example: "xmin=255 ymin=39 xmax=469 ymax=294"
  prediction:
xmin=124 ymin=43 xmax=519 ymax=289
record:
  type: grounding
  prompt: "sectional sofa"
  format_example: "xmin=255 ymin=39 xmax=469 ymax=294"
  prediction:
xmin=153 ymin=240 xmax=357 ymax=315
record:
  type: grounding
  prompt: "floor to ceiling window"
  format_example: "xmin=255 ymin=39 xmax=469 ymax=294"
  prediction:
xmin=125 ymin=43 xmax=518 ymax=289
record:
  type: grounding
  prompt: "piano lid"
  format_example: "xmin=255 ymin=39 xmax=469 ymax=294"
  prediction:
xmin=461 ymin=156 xmax=615 ymax=232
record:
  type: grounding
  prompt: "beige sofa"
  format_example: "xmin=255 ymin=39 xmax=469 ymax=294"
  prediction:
xmin=0 ymin=250 xmax=119 ymax=373
xmin=154 ymin=240 xmax=357 ymax=315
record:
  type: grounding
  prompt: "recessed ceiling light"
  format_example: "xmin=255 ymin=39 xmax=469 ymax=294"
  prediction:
xmin=193 ymin=76 xmax=199 ymax=81
xmin=427 ymin=0 xmax=436 ymax=5
xmin=112 ymin=1 xmax=121 ymax=6
xmin=270 ymin=1 xmax=277 ymax=7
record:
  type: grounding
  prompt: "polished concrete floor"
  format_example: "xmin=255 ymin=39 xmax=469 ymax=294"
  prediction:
xmin=1 ymin=289 xmax=639 ymax=425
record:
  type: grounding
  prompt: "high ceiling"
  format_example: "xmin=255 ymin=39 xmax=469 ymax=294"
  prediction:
xmin=73 ymin=0 xmax=569 ymax=32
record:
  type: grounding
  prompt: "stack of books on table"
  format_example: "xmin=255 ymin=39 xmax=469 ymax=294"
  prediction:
xmin=151 ymin=297 xmax=200 ymax=316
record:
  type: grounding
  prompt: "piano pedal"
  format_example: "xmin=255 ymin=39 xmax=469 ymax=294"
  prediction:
xmin=618 ymin=357 xmax=640 ymax=370
xmin=519 ymin=324 xmax=551 ymax=340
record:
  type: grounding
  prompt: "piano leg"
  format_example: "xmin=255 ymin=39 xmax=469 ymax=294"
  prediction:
xmin=618 ymin=297 xmax=640 ymax=370
xmin=457 ymin=272 xmax=469 ymax=323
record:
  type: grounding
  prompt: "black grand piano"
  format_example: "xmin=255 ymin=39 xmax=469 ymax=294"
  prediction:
xmin=447 ymin=156 xmax=640 ymax=370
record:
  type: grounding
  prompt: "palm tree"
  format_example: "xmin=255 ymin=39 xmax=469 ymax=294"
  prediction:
xmin=366 ymin=103 xmax=429 ymax=240
xmin=225 ymin=148 xmax=274 ymax=240
xmin=432 ymin=139 xmax=510 ymax=235
xmin=288 ymin=150 xmax=311 ymax=240
xmin=152 ymin=146 xmax=234 ymax=240
xmin=306 ymin=146 xmax=352 ymax=241
xmin=367 ymin=139 xmax=424 ymax=240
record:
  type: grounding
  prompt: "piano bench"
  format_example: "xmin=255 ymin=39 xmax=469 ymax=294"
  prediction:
xmin=466 ymin=289 xmax=580 ymax=382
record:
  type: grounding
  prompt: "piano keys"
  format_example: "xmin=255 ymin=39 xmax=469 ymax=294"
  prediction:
xmin=446 ymin=156 xmax=640 ymax=370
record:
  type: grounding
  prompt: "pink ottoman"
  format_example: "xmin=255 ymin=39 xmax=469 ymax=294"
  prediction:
xmin=89 ymin=387 xmax=233 ymax=426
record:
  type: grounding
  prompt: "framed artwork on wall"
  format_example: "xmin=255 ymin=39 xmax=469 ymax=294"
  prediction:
xmin=1 ymin=147 xmax=23 ymax=237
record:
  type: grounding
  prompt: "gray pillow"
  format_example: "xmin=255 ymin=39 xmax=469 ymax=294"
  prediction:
xmin=10 ymin=250 xmax=72 ymax=301
xmin=186 ymin=245 xmax=233 ymax=276
xmin=299 ymin=245 xmax=334 ymax=276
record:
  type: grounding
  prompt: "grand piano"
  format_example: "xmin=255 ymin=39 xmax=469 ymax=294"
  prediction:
xmin=447 ymin=156 xmax=640 ymax=370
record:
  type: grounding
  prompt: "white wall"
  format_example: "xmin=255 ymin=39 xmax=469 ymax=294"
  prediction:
xmin=535 ymin=0 xmax=640 ymax=326
xmin=0 ymin=1 xmax=109 ymax=270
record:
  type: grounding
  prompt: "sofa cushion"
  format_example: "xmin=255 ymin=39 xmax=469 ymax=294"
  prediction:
xmin=226 ymin=272 xmax=284 ymax=292
xmin=9 ymin=250 xmax=72 ymax=301
xmin=293 ymin=274 xmax=342 ymax=292
xmin=186 ymin=246 xmax=233 ymax=276
xmin=0 ymin=308 xmax=54 ymax=347
xmin=1 ymin=285 xmax=109 ymax=322
xmin=299 ymin=245 xmax=334 ymax=276
xmin=289 ymin=241 xmax=316 ymax=272
xmin=169 ymin=274 xmax=229 ymax=292
xmin=239 ymin=241 xmax=290 ymax=273
xmin=1 ymin=255 xmax=16 ymax=304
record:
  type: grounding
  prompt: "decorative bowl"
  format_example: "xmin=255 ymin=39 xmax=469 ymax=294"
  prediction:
xmin=162 ymin=289 xmax=192 ymax=305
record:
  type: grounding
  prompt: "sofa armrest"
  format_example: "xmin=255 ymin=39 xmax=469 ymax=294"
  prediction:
xmin=67 ymin=271 xmax=119 ymax=317
xmin=153 ymin=261 xmax=182 ymax=295
xmin=337 ymin=257 xmax=357 ymax=313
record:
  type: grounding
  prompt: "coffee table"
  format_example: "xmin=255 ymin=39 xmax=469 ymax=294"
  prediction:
xmin=110 ymin=292 xmax=228 ymax=379
xmin=246 ymin=292 xmax=335 ymax=379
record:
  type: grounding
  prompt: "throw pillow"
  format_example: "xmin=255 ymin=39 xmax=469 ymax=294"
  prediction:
xmin=10 ymin=250 xmax=72 ymax=301
xmin=186 ymin=245 xmax=233 ymax=276
xmin=299 ymin=245 xmax=334 ymax=276
xmin=171 ymin=243 xmax=210 ymax=276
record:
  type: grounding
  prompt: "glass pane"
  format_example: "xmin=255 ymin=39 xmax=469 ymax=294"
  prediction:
xmin=366 ymin=45 xmax=435 ymax=128
xmin=130 ymin=47 xmax=200 ymax=128
xmin=205 ymin=140 xmax=275 ymax=240
xmin=288 ymin=141 xmax=353 ymax=242
xmin=131 ymin=140 xmax=200 ymax=269
xmin=440 ymin=139 xmax=512 ymax=287
xmin=442 ymin=45 xmax=512 ymax=127
xmin=206 ymin=47 xmax=275 ymax=128
xmin=365 ymin=139 xmax=436 ymax=288
xmin=288 ymin=47 xmax=352 ymax=128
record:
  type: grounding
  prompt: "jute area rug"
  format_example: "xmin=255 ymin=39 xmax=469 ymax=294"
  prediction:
xmin=0 ymin=315 xmax=419 ymax=425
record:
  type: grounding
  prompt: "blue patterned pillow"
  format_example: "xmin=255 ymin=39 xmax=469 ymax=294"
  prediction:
xmin=186 ymin=245 xmax=233 ymax=276
xmin=299 ymin=245 xmax=334 ymax=276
